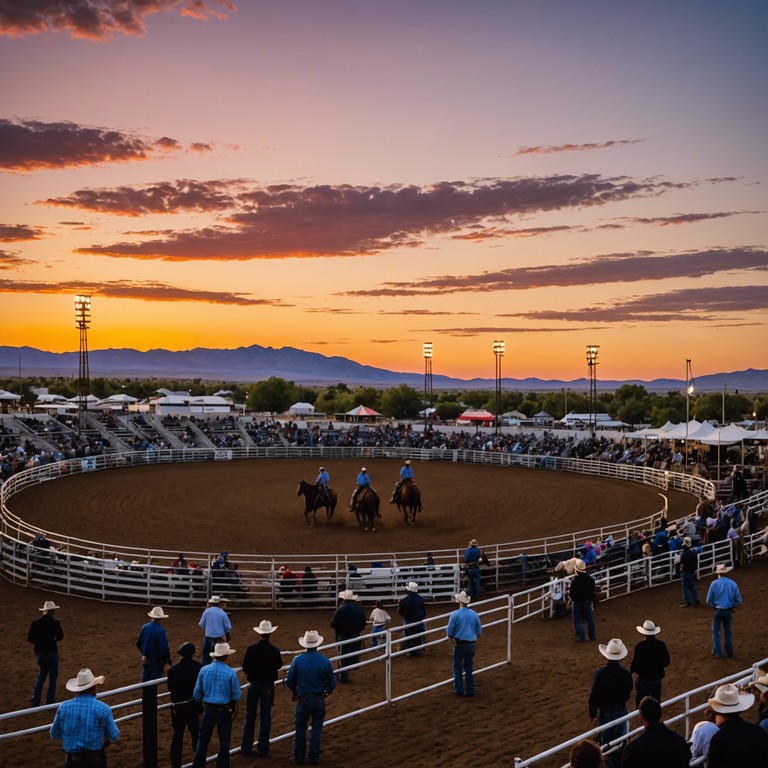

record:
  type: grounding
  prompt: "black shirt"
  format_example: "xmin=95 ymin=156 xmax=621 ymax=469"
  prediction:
xmin=27 ymin=614 xmax=63 ymax=654
xmin=569 ymin=572 xmax=596 ymax=603
xmin=588 ymin=661 xmax=633 ymax=718
xmin=398 ymin=592 xmax=427 ymax=623
xmin=709 ymin=715 xmax=768 ymax=767
xmin=330 ymin=601 xmax=367 ymax=636
xmin=621 ymin=722 xmax=691 ymax=768
xmin=630 ymin=636 xmax=670 ymax=680
xmin=241 ymin=639 xmax=283 ymax=685
xmin=166 ymin=657 xmax=202 ymax=702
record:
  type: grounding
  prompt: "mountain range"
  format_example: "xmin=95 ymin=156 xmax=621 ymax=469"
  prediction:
xmin=1 ymin=345 xmax=767 ymax=392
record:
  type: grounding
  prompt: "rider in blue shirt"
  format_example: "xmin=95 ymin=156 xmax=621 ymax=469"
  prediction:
xmin=315 ymin=466 xmax=330 ymax=503
xmin=349 ymin=467 xmax=378 ymax=512
xmin=389 ymin=460 xmax=414 ymax=503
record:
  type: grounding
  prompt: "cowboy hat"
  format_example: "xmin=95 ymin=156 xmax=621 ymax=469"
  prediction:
xmin=207 ymin=595 xmax=221 ymax=604
xmin=406 ymin=581 xmax=419 ymax=593
xmin=298 ymin=630 xmax=324 ymax=648
xmin=469 ymin=539 xmax=478 ymax=547
xmin=177 ymin=642 xmax=196 ymax=657
xmin=210 ymin=642 xmax=236 ymax=658
xmin=574 ymin=559 xmax=587 ymax=573
xmin=599 ymin=638 xmax=628 ymax=660
xmin=749 ymin=674 xmax=768 ymax=694
xmin=319 ymin=466 xmax=325 ymax=471
xmin=39 ymin=600 xmax=60 ymax=612
xmin=454 ymin=591 xmax=471 ymax=605
xmin=708 ymin=683 xmax=755 ymax=713
xmin=66 ymin=668 xmax=105 ymax=692
xmin=715 ymin=563 xmax=733 ymax=575
xmin=254 ymin=620 xmax=278 ymax=634
xmin=636 ymin=619 xmax=661 ymax=636
xmin=361 ymin=467 xmax=367 ymax=472
xmin=404 ymin=459 xmax=411 ymax=465
xmin=338 ymin=589 xmax=358 ymax=601
xmin=683 ymin=537 xmax=692 ymax=547
xmin=147 ymin=606 xmax=169 ymax=619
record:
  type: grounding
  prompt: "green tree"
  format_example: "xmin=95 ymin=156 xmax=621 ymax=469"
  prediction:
xmin=461 ymin=390 xmax=491 ymax=409
xmin=379 ymin=384 xmax=422 ymax=419
xmin=435 ymin=401 xmax=465 ymax=420
xmin=247 ymin=377 xmax=296 ymax=414
xmin=351 ymin=387 xmax=380 ymax=410
xmin=617 ymin=398 xmax=648 ymax=426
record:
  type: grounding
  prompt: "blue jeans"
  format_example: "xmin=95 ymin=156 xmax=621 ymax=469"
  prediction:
xmin=572 ymin=601 xmax=595 ymax=641
xmin=294 ymin=694 xmax=326 ymax=764
xmin=402 ymin=621 xmax=425 ymax=656
xmin=370 ymin=626 xmax=385 ymax=647
xmin=241 ymin=683 xmax=273 ymax=756
xmin=170 ymin=701 xmax=199 ymax=768
xmin=681 ymin=572 xmax=700 ymax=606
xmin=33 ymin=651 xmax=59 ymax=706
xmin=452 ymin=640 xmax=476 ymax=696
xmin=712 ymin=608 xmax=734 ymax=656
xmin=193 ymin=705 xmax=233 ymax=768
xmin=598 ymin=706 xmax=628 ymax=768
xmin=336 ymin=634 xmax=362 ymax=681
xmin=202 ymin=637 xmax=219 ymax=666
xmin=466 ymin=567 xmax=481 ymax=597
xmin=142 ymin=659 xmax=164 ymax=683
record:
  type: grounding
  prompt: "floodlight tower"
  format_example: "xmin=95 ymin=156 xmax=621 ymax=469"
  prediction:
xmin=74 ymin=295 xmax=91 ymax=433
xmin=684 ymin=358 xmax=694 ymax=474
xmin=586 ymin=345 xmax=600 ymax=438
xmin=423 ymin=341 xmax=433 ymax=431
xmin=493 ymin=340 xmax=505 ymax=434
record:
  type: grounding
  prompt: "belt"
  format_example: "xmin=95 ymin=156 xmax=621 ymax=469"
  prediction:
xmin=204 ymin=703 xmax=231 ymax=711
xmin=66 ymin=751 xmax=105 ymax=764
xmin=714 ymin=606 xmax=733 ymax=610
xmin=298 ymin=693 xmax=325 ymax=700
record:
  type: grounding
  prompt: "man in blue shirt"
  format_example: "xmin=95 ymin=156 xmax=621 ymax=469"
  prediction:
xmin=706 ymin=563 xmax=742 ymax=658
xmin=192 ymin=642 xmax=241 ymax=768
xmin=464 ymin=539 xmax=482 ymax=598
xmin=389 ymin=459 xmax=414 ymax=503
xmin=446 ymin=591 xmax=482 ymax=697
xmin=199 ymin=596 xmax=232 ymax=666
xmin=136 ymin=606 xmax=171 ymax=682
xmin=50 ymin=668 xmax=119 ymax=768
xmin=349 ymin=467 xmax=379 ymax=512
xmin=315 ymin=466 xmax=330 ymax=503
xmin=286 ymin=630 xmax=337 ymax=766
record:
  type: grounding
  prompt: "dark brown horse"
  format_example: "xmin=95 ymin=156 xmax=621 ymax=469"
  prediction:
xmin=396 ymin=481 xmax=422 ymax=525
xmin=352 ymin=487 xmax=379 ymax=531
xmin=296 ymin=480 xmax=337 ymax=527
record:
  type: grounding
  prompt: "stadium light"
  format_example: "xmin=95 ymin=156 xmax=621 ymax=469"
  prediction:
xmin=586 ymin=345 xmax=599 ymax=438
xmin=684 ymin=358 xmax=694 ymax=474
xmin=74 ymin=295 xmax=92 ymax=433
xmin=493 ymin=340 xmax=505 ymax=434
xmin=423 ymin=342 xmax=433 ymax=431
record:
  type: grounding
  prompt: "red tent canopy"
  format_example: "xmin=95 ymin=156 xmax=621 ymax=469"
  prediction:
xmin=456 ymin=409 xmax=495 ymax=423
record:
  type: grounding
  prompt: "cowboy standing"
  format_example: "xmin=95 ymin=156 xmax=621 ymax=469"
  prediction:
xmin=286 ymin=630 xmax=337 ymax=766
xmin=389 ymin=459 xmax=414 ymax=503
xmin=707 ymin=684 xmax=768 ymax=766
xmin=446 ymin=590 xmax=482 ymax=697
xmin=166 ymin=642 xmax=202 ymax=768
xmin=50 ymin=668 xmax=119 ymax=768
xmin=192 ymin=642 xmax=241 ymax=768
xmin=587 ymin=638 xmax=633 ymax=768
xmin=330 ymin=590 xmax=366 ymax=683
xmin=706 ymin=563 xmax=742 ymax=657
xmin=240 ymin=620 xmax=283 ymax=758
xmin=629 ymin=620 xmax=670 ymax=708
xmin=569 ymin=559 xmax=596 ymax=643
xmin=28 ymin=599 xmax=64 ymax=706
xmin=136 ymin=606 xmax=171 ymax=682
xmin=199 ymin=596 xmax=232 ymax=666
xmin=678 ymin=536 xmax=700 ymax=607
xmin=464 ymin=538 xmax=482 ymax=598
xmin=315 ymin=466 xmax=330 ymax=503
xmin=621 ymin=696 xmax=691 ymax=767
xmin=398 ymin=581 xmax=427 ymax=657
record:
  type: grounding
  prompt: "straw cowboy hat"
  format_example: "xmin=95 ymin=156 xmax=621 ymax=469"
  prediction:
xmin=715 ymin=563 xmax=733 ymax=575
xmin=574 ymin=559 xmax=587 ymax=573
xmin=469 ymin=539 xmax=478 ymax=547
xmin=298 ymin=630 xmax=324 ymax=648
xmin=254 ymin=620 xmax=278 ymax=635
xmin=599 ymin=638 xmax=628 ymax=660
xmin=210 ymin=642 xmax=236 ymax=658
xmin=405 ymin=581 xmax=419 ymax=593
xmin=454 ymin=591 xmax=472 ymax=605
xmin=39 ymin=600 xmax=60 ymax=612
xmin=207 ymin=595 xmax=220 ymax=604
xmin=147 ymin=606 xmax=169 ymax=619
xmin=636 ymin=619 xmax=661 ymax=636
xmin=683 ymin=537 xmax=692 ymax=547
xmin=708 ymin=683 xmax=755 ymax=713
xmin=749 ymin=674 xmax=768 ymax=694
xmin=66 ymin=668 xmax=105 ymax=692
xmin=338 ymin=589 xmax=358 ymax=601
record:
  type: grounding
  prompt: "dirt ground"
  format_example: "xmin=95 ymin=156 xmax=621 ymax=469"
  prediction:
xmin=1 ymin=458 xmax=766 ymax=768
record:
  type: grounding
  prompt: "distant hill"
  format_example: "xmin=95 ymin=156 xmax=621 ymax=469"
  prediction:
xmin=1 ymin=345 xmax=767 ymax=392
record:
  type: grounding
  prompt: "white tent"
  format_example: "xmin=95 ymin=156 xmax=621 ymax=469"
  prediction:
xmin=101 ymin=393 xmax=139 ymax=404
xmin=189 ymin=396 xmax=231 ymax=414
xmin=289 ymin=402 xmax=316 ymax=416
xmin=698 ymin=424 xmax=754 ymax=445
xmin=0 ymin=389 xmax=21 ymax=401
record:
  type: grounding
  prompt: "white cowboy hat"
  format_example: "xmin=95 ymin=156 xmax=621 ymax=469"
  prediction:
xmin=254 ymin=620 xmax=278 ymax=635
xmin=749 ymin=674 xmax=768 ymax=694
xmin=636 ymin=619 xmax=661 ymax=636
xmin=715 ymin=563 xmax=733 ymax=575
xmin=574 ymin=559 xmax=587 ymax=573
xmin=469 ymin=538 xmax=478 ymax=547
xmin=338 ymin=589 xmax=358 ymax=601
xmin=319 ymin=466 xmax=325 ymax=471
xmin=361 ymin=467 xmax=367 ymax=472
xmin=66 ymin=668 xmax=105 ymax=692
xmin=147 ymin=606 xmax=169 ymax=619
xmin=708 ymin=683 xmax=755 ymax=713
xmin=207 ymin=595 xmax=221 ymax=604
xmin=404 ymin=460 xmax=411 ymax=465
xmin=298 ymin=630 xmax=324 ymax=648
xmin=39 ymin=600 xmax=60 ymax=612
xmin=599 ymin=638 xmax=628 ymax=660
xmin=454 ymin=591 xmax=471 ymax=605
xmin=210 ymin=642 xmax=236 ymax=658
xmin=406 ymin=581 xmax=419 ymax=593
xmin=683 ymin=537 xmax=692 ymax=547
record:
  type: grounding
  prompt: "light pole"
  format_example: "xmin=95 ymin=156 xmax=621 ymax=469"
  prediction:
xmin=423 ymin=341 xmax=433 ymax=431
xmin=561 ymin=387 xmax=569 ymax=421
xmin=74 ymin=295 xmax=92 ymax=433
xmin=493 ymin=340 xmax=505 ymax=434
xmin=684 ymin=358 xmax=694 ymax=474
xmin=586 ymin=345 xmax=599 ymax=438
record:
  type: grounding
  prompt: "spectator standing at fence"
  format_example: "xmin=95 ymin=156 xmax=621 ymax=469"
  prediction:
xmin=705 ymin=564 xmax=742 ymax=658
xmin=199 ymin=596 xmax=231 ymax=666
xmin=446 ymin=590 xmax=482 ymax=697
xmin=368 ymin=600 xmax=391 ymax=647
xmin=464 ymin=538 xmax=482 ymax=597
xmin=330 ymin=589 xmax=366 ymax=682
xmin=286 ymin=629 xmax=337 ymax=766
xmin=569 ymin=739 xmax=605 ymax=767
xmin=192 ymin=642 xmax=241 ymax=768
xmin=749 ymin=674 xmax=768 ymax=733
xmin=28 ymin=599 xmax=64 ymax=706
xmin=166 ymin=642 xmax=202 ymax=768
xmin=50 ymin=668 xmax=119 ymax=768
xmin=678 ymin=537 xmax=700 ymax=608
xmin=620 ymin=696 xmax=690 ymax=767
xmin=707 ymin=684 xmax=768 ymax=767
xmin=240 ymin=620 xmax=283 ymax=758
xmin=301 ymin=566 xmax=319 ymax=601
xmin=136 ymin=606 xmax=171 ymax=682
xmin=588 ymin=638 xmax=633 ymax=768
xmin=629 ymin=620 xmax=670 ymax=708
xmin=398 ymin=581 xmax=427 ymax=657
xmin=570 ymin=559 xmax=596 ymax=643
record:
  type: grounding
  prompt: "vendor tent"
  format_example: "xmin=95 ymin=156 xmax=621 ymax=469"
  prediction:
xmin=456 ymin=409 xmax=495 ymax=426
xmin=289 ymin=402 xmax=315 ymax=417
xmin=338 ymin=404 xmax=384 ymax=423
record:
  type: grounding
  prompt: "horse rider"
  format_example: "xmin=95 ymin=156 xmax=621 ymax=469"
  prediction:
xmin=315 ymin=466 xmax=330 ymax=503
xmin=389 ymin=459 xmax=414 ymax=503
xmin=349 ymin=467 xmax=380 ymax=514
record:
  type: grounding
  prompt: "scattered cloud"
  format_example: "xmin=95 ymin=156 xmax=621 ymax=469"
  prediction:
xmin=509 ymin=139 xmax=644 ymax=157
xmin=378 ymin=309 xmax=478 ymax=316
xmin=304 ymin=307 xmax=361 ymax=315
xmin=0 ymin=250 xmax=25 ymax=269
xmin=0 ymin=223 xmax=45 ymax=241
xmin=0 ymin=0 xmax=235 ymax=41
xmin=418 ymin=326 xmax=606 ymax=337
xmin=601 ymin=211 xmax=761 ymax=228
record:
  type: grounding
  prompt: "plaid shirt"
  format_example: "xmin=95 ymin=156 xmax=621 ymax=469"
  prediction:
xmin=193 ymin=660 xmax=241 ymax=705
xmin=50 ymin=693 xmax=119 ymax=752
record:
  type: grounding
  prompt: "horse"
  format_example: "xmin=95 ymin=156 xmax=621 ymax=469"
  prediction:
xmin=351 ymin=487 xmax=379 ymax=531
xmin=396 ymin=481 xmax=422 ymax=526
xmin=296 ymin=480 xmax=337 ymax=527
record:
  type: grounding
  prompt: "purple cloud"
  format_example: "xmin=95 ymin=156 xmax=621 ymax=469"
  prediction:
xmin=510 ymin=139 xmax=644 ymax=157
xmin=0 ymin=223 xmax=45 ymax=241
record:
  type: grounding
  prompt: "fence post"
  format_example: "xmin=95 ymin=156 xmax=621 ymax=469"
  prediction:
xmin=142 ymin=683 xmax=159 ymax=768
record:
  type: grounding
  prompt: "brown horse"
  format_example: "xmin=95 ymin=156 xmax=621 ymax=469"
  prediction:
xmin=396 ymin=481 xmax=422 ymax=526
xmin=352 ymin=487 xmax=379 ymax=531
xmin=296 ymin=480 xmax=337 ymax=527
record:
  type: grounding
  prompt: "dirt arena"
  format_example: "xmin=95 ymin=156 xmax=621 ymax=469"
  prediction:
xmin=2 ymin=458 xmax=766 ymax=768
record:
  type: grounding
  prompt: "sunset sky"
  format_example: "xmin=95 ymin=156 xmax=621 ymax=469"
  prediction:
xmin=1 ymin=0 xmax=767 ymax=382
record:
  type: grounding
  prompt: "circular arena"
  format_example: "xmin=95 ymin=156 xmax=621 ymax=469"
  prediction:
xmin=2 ymin=449 xmax=766 ymax=767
